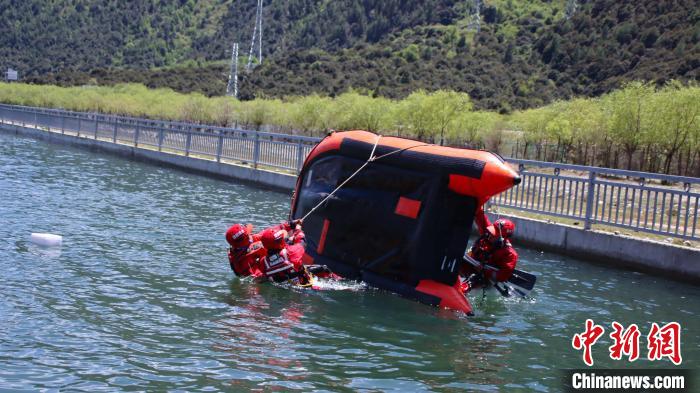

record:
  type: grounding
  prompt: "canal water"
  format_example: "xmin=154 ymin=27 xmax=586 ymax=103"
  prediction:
xmin=1 ymin=132 xmax=698 ymax=392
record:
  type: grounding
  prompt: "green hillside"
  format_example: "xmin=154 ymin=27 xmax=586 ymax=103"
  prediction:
xmin=1 ymin=0 xmax=698 ymax=111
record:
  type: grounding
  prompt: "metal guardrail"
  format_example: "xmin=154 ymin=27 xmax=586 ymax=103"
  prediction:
xmin=493 ymin=159 xmax=700 ymax=241
xmin=1 ymin=104 xmax=698 ymax=241
xmin=0 ymin=104 xmax=318 ymax=173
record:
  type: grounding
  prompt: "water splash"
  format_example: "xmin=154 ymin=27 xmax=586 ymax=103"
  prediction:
xmin=312 ymin=278 xmax=367 ymax=291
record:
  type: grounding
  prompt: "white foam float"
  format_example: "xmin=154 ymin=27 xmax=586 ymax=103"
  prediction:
xmin=30 ymin=233 xmax=63 ymax=247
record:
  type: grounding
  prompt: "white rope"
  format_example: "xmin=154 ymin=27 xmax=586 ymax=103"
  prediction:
xmin=301 ymin=135 xmax=382 ymax=221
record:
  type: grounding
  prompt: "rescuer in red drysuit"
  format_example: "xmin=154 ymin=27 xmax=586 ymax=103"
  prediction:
xmin=225 ymin=223 xmax=266 ymax=278
xmin=227 ymin=220 xmax=338 ymax=283
xmin=259 ymin=222 xmax=310 ymax=283
xmin=259 ymin=220 xmax=338 ymax=283
xmin=225 ymin=221 xmax=300 ymax=279
xmin=460 ymin=206 xmax=518 ymax=292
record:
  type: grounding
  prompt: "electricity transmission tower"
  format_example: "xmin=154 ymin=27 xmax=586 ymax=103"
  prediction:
xmin=468 ymin=0 xmax=482 ymax=33
xmin=225 ymin=0 xmax=263 ymax=95
xmin=565 ymin=0 xmax=578 ymax=19
xmin=226 ymin=42 xmax=239 ymax=98
xmin=246 ymin=0 xmax=263 ymax=71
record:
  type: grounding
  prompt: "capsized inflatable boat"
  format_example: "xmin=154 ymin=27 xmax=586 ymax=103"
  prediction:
xmin=290 ymin=131 xmax=520 ymax=314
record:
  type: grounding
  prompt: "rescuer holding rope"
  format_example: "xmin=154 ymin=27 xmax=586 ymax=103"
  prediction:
xmin=225 ymin=219 xmax=335 ymax=285
xmin=259 ymin=220 xmax=310 ymax=283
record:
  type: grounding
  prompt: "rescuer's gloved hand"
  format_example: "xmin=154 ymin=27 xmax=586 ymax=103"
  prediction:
xmin=467 ymin=272 xmax=485 ymax=289
xmin=296 ymin=266 xmax=312 ymax=286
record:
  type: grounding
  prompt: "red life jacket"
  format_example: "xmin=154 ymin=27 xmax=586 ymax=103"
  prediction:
xmin=466 ymin=235 xmax=518 ymax=282
xmin=263 ymin=248 xmax=296 ymax=281
xmin=229 ymin=240 xmax=266 ymax=278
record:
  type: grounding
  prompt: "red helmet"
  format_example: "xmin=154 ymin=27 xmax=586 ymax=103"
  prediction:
xmin=261 ymin=229 xmax=288 ymax=251
xmin=494 ymin=218 xmax=515 ymax=238
xmin=226 ymin=224 xmax=250 ymax=247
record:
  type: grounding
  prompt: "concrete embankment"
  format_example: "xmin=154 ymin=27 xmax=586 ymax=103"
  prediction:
xmin=1 ymin=122 xmax=297 ymax=191
xmin=495 ymin=214 xmax=700 ymax=285
xmin=3 ymin=122 xmax=699 ymax=283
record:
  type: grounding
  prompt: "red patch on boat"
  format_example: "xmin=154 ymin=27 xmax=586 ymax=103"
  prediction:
xmin=317 ymin=219 xmax=330 ymax=255
xmin=395 ymin=197 xmax=421 ymax=219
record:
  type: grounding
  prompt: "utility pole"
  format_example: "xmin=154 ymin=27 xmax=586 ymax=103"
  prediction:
xmin=226 ymin=42 xmax=239 ymax=98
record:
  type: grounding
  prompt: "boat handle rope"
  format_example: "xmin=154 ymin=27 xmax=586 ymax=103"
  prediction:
xmin=300 ymin=137 xmax=432 ymax=222
xmin=300 ymin=135 xmax=382 ymax=221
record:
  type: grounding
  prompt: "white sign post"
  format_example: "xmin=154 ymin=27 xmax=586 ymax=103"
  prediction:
xmin=6 ymin=68 xmax=18 ymax=81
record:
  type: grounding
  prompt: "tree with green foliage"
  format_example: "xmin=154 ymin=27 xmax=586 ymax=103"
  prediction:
xmin=396 ymin=90 xmax=435 ymax=140
xmin=510 ymin=105 xmax=555 ymax=160
xmin=605 ymin=81 xmax=656 ymax=170
xmin=650 ymin=82 xmax=700 ymax=174
xmin=427 ymin=90 xmax=472 ymax=145
xmin=2 ymin=79 xmax=700 ymax=176
xmin=451 ymin=111 xmax=499 ymax=148
xmin=286 ymin=95 xmax=334 ymax=136
xmin=330 ymin=91 xmax=394 ymax=132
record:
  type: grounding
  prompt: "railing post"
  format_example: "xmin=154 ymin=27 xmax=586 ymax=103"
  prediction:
xmin=216 ymin=132 xmax=224 ymax=162
xmin=61 ymin=115 xmax=66 ymax=134
xmin=134 ymin=125 xmax=140 ymax=147
xmin=158 ymin=128 xmax=165 ymax=152
xmin=77 ymin=118 xmax=81 ymax=137
xmin=34 ymin=111 xmax=38 ymax=129
xmin=185 ymin=130 xmax=192 ymax=156
xmin=584 ymin=171 xmax=597 ymax=230
xmin=253 ymin=133 xmax=260 ymax=169
xmin=112 ymin=121 xmax=118 ymax=142
xmin=296 ymin=140 xmax=304 ymax=173
xmin=94 ymin=117 xmax=99 ymax=139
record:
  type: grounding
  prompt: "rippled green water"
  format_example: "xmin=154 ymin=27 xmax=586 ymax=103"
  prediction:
xmin=1 ymin=133 xmax=698 ymax=392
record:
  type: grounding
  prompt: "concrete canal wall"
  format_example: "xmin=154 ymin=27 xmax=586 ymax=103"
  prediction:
xmin=3 ymin=122 xmax=699 ymax=283
xmin=495 ymin=214 xmax=700 ymax=284
xmin=1 ymin=123 xmax=297 ymax=191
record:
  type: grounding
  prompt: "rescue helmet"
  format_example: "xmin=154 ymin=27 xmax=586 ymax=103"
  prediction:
xmin=261 ymin=229 xmax=288 ymax=251
xmin=494 ymin=218 xmax=515 ymax=238
xmin=226 ymin=223 xmax=250 ymax=247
